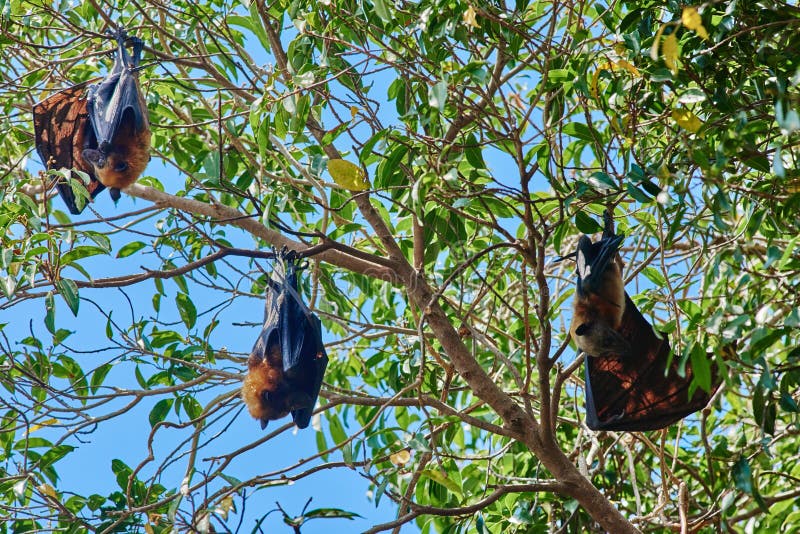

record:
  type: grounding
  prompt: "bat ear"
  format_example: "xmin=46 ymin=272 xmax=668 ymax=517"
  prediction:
xmin=82 ymin=148 xmax=106 ymax=168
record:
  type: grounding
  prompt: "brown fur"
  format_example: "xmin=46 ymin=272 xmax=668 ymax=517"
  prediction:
xmin=570 ymin=254 xmax=629 ymax=358
xmin=84 ymin=99 xmax=151 ymax=190
xmin=241 ymin=341 xmax=313 ymax=426
xmin=242 ymin=342 xmax=288 ymax=422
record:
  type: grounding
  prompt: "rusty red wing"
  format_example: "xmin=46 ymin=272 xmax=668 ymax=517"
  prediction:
xmin=585 ymin=294 xmax=719 ymax=431
xmin=33 ymin=84 xmax=105 ymax=214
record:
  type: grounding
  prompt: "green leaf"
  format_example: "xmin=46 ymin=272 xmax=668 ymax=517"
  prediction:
xmin=374 ymin=477 xmax=389 ymax=507
xmin=476 ymin=514 xmax=486 ymax=533
xmin=588 ymin=171 xmax=617 ymax=190
xmin=575 ymin=211 xmax=603 ymax=234
xmin=429 ymin=80 xmax=447 ymax=112
xmin=779 ymin=392 xmax=799 ymax=413
xmin=90 ymin=363 xmax=113 ymax=394
xmin=342 ymin=441 xmax=353 ymax=466
xmin=547 ymin=69 xmax=570 ymax=83
xmin=44 ymin=292 xmax=55 ymax=334
xmin=60 ymin=246 xmax=108 ymax=266
xmin=421 ymin=469 xmax=463 ymax=499
xmin=732 ymin=457 xmax=753 ymax=494
xmin=304 ymin=507 xmax=362 ymax=520
xmin=562 ymin=122 xmax=594 ymax=142
xmin=56 ymin=278 xmax=80 ymax=316
xmin=328 ymin=415 xmax=348 ymax=445
xmin=117 ymin=241 xmax=147 ymax=258
xmin=372 ymin=0 xmax=391 ymax=22
xmin=642 ymin=267 xmax=666 ymax=287
xmin=149 ymin=398 xmax=174 ymax=427
xmin=181 ymin=396 xmax=203 ymax=422
xmin=689 ymin=343 xmax=712 ymax=392
xmin=175 ymin=293 xmax=197 ymax=330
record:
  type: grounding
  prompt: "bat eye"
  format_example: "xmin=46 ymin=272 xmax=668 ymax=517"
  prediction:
xmin=113 ymin=161 xmax=129 ymax=172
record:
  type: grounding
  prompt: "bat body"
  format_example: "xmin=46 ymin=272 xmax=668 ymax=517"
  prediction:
xmin=585 ymin=293 xmax=720 ymax=431
xmin=563 ymin=211 xmax=720 ymax=430
xmin=242 ymin=340 xmax=313 ymax=424
xmin=569 ymin=234 xmax=631 ymax=358
xmin=82 ymin=28 xmax=150 ymax=190
xmin=33 ymin=28 xmax=150 ymax=214
xmin=242 ymin=250 xmax=328 ymax=429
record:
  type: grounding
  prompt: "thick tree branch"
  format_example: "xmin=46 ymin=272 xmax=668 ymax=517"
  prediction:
xmin=124 ymin=183 xmax=397 ymax=282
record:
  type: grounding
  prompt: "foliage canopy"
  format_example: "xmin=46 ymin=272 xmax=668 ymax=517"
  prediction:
xmin=1 ymin=0 xmax=799 ymax=532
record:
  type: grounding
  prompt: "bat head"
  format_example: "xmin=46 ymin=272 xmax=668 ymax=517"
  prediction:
xmin=81 ymin=120 xmax=151 ymax=190
xmin=257 ymin=388 xmax=314 ymax=429
xmin=574 ymin=321 xmax=632 ymax=359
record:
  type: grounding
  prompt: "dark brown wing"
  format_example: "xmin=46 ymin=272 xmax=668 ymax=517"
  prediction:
xmin=585 ymin=294 xmax=719 ymax=431
xmin=33 ymin=84 xmax=105 ymax=214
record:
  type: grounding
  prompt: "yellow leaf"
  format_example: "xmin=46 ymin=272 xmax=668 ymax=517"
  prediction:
xmin=615 ymin=59 xmax=640 ymax=76
xmin=672 ymin=108 xmax=702 ymax=132
xmin=656 ymin=162 xmax=671 ymax=180
xmin=327 ymin=159 xmax=369 ymax=191
xmin=350 ymin=106 xmax=359 ymax=120
xmin=590 ymin=60 xmax=639 ymax=100
xmin=662 ymin=33 xmax=679 ymax=74
xmin=215 ymin=496 xmax=235 ymax=520
xmin=421 ymin=469 xmax=463 ymax=498
xmin=26 ymin=418 xmax=59 ymax=435
xmin=650 ymin=24 xmax=667 ymax=60
xmin=463 ymin=5 xmax=479 ymax=28
xmin=682 ymin=7 xmax=709 ymax=40
xmin=38 ymin=484 xmax=57 ymax=500
xmin=390 ymin=449 xmax=411 ymax=466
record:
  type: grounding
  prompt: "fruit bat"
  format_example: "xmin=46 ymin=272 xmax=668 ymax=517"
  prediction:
xmin=562 ymin=211 xmax=719 ymax=431
xmin=569 ymin=233 xmax=631 ymax=359
xmin=242 ymin=249 xmax=328 ymax=429
xmin=32 ymin=27 xmax=150 ymax=214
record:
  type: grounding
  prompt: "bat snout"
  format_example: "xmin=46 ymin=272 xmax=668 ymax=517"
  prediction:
xmin=82 ymin=148 xmax=107 ymax=168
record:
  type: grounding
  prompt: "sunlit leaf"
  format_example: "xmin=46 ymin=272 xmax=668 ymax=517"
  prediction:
xmin=672 ymin=108 xmax=702 ymax=132
xmin=463 ymin=5 xmax=479 ymax=28
xmin=175 ymin=292 xmax=197 ymax=330
xmin=56 ymin=278 xmax=79 ymax=316
xmin=429 ymin=80 xmax=447 ymax=112
xmin=682 ymin=7 xmax=709 ymax=40
xmin=662 ymin=33 xmax=679 ymax=74
xmin=117 ymin=241 xmax=147 ymax=258
xmin=328 ymin=159 xmax=369 ymax=191
xmin=390 ymin=449 xmax=411 ymax=466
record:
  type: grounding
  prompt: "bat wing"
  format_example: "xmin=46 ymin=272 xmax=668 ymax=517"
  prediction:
xmin=585 ymin=294 xmax=719 ymax=431
xmin=32 ymin=84 xmax=105 ymax=214
xmin=264 ymin=251 xmax=328 ymax=429
xmin=86 ymin=30 xmax=148 ymax=150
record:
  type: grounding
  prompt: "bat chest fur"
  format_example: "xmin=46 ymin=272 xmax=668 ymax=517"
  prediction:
xmin=573 ymin=295 xmax=623 ymax=329
xmin=91 ymin=128 xmax=151 ymax=188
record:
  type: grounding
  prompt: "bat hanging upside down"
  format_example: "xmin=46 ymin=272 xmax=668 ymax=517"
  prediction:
xmin=33 ymin=27 xmax=151 ymax=214
xmin=241 ymin=249 xmax=329 ymax=430
xmin=242 ymin=338 xmax=314 ymax=428
xmin=560 ymin=211 xmax=721 ymax=431
xmin=568 ymin=232 xmax=631 ymax=358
